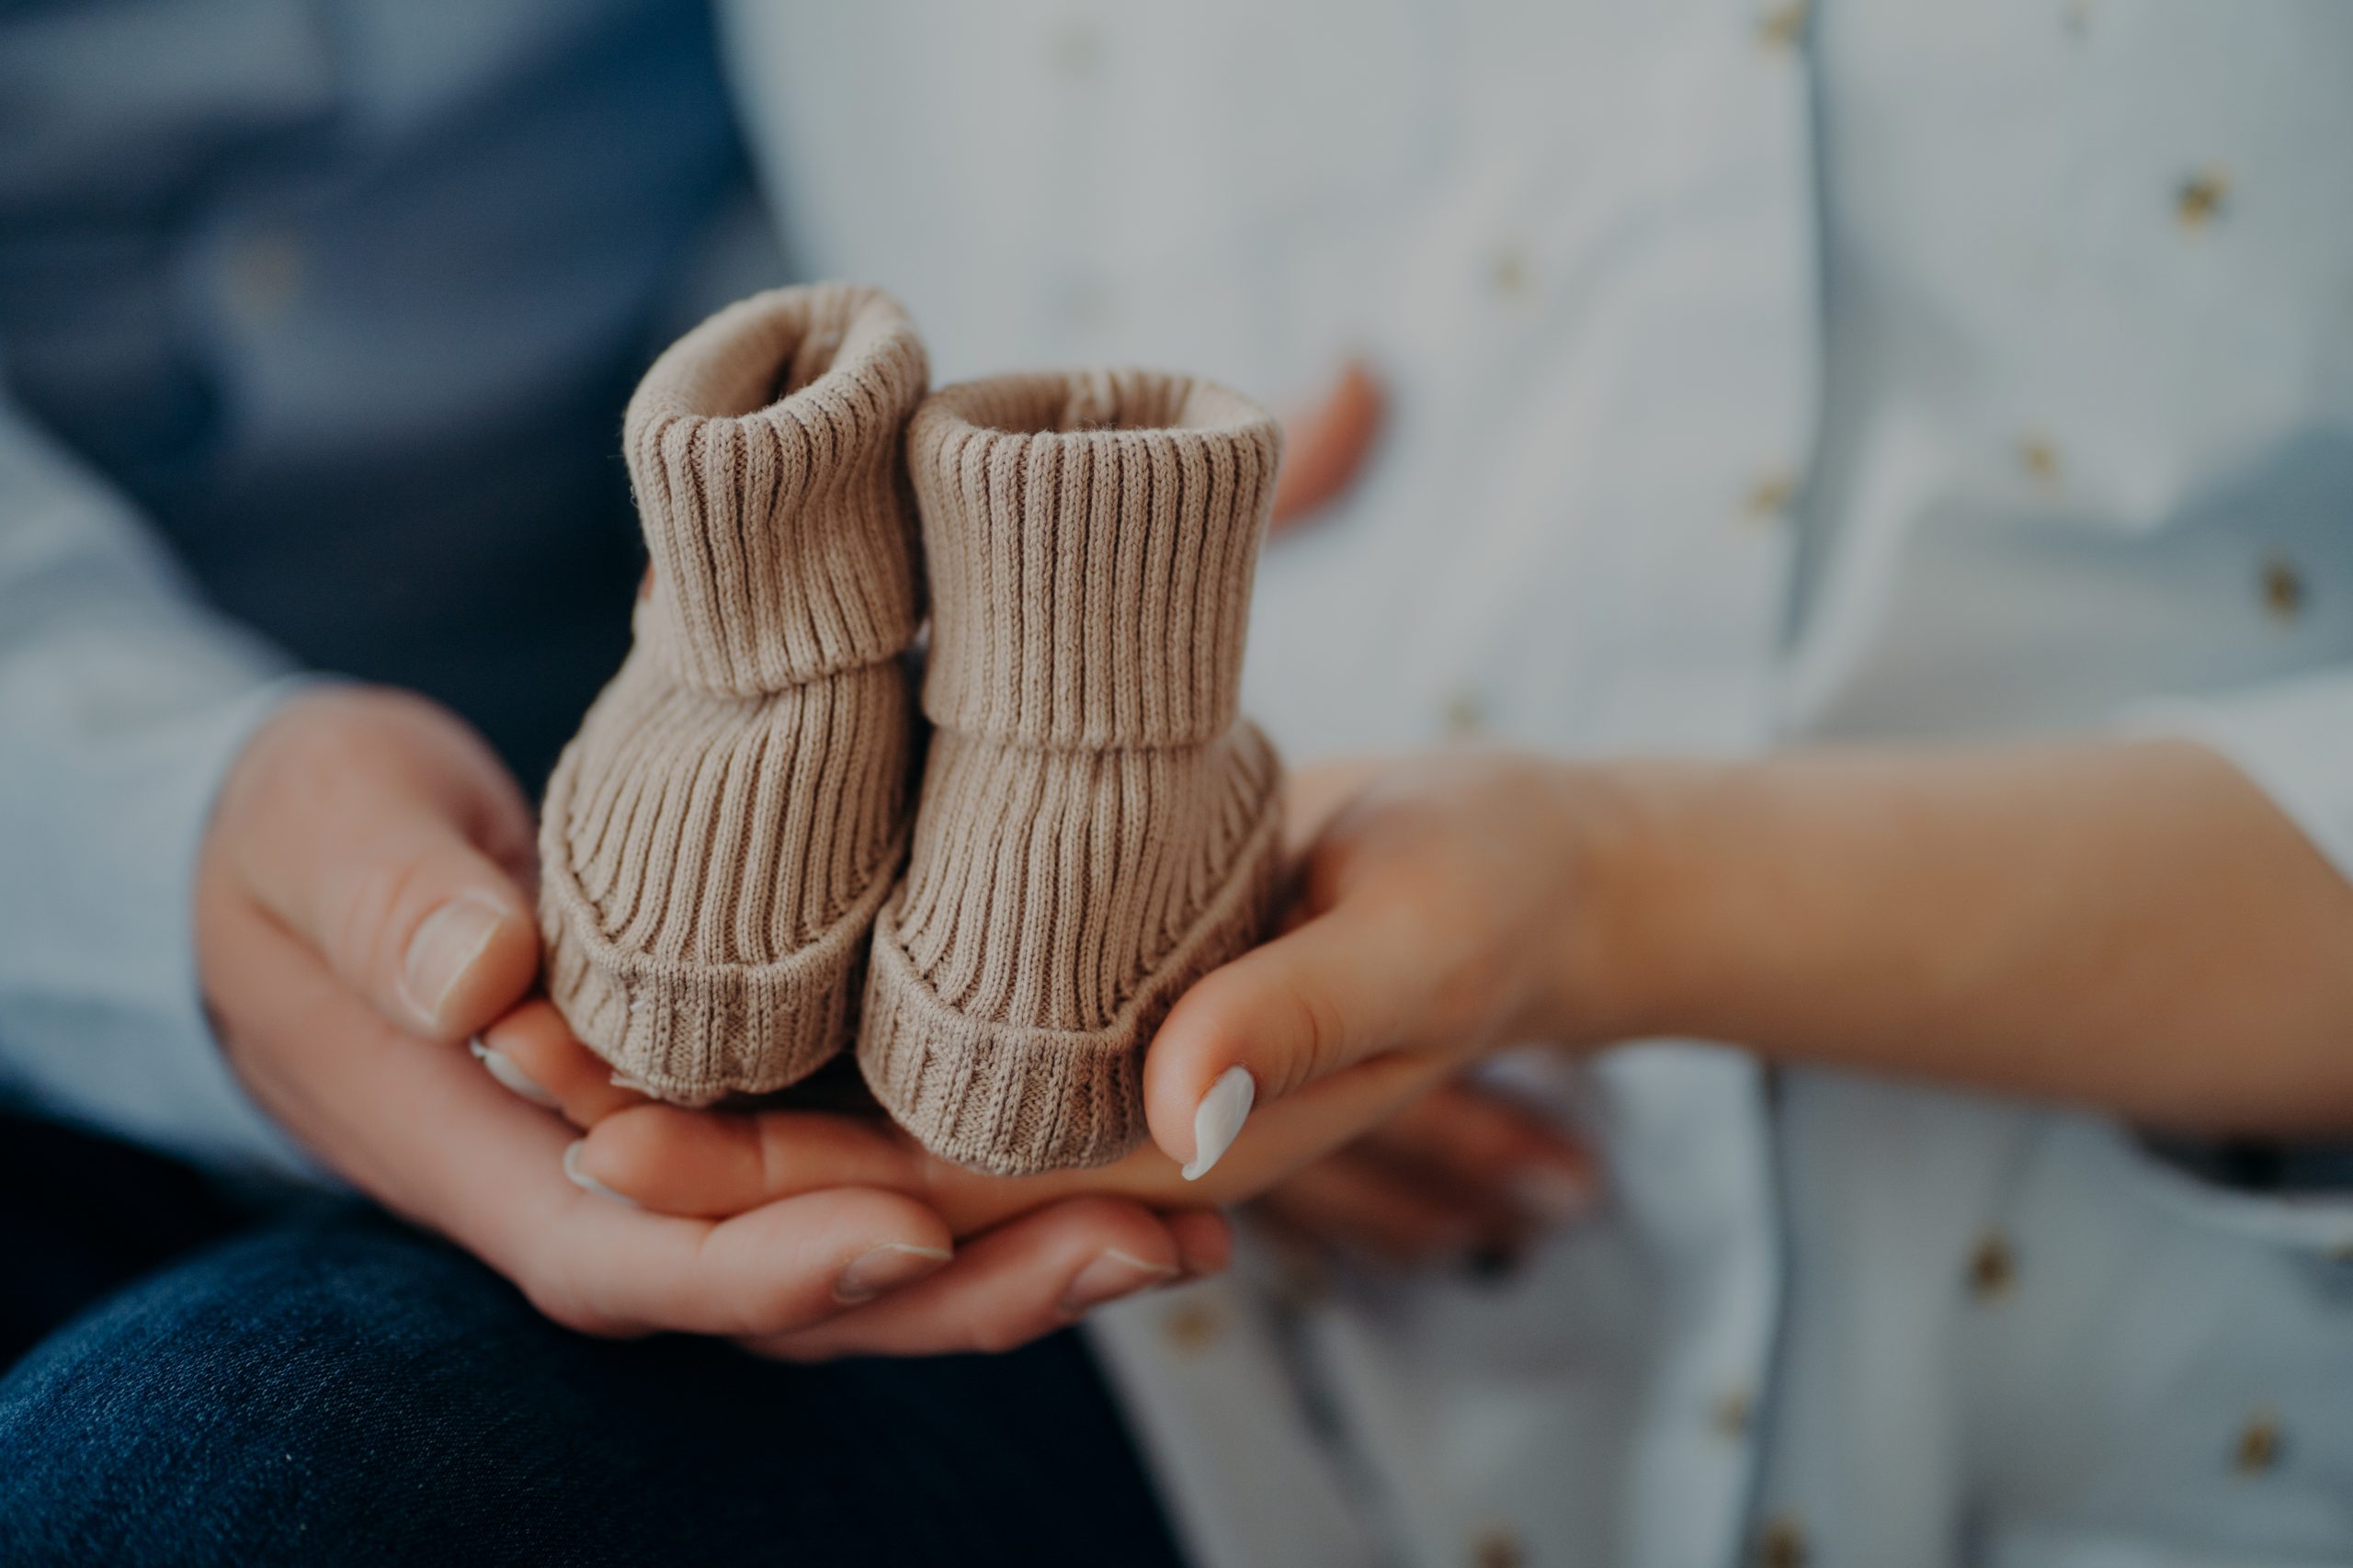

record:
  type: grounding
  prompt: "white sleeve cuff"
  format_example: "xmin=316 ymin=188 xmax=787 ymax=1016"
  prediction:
xmin=0 ymin=674 xmax=326 ymax=1181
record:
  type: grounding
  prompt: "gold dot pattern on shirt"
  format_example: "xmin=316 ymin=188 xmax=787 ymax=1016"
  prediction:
xmin=2263 ymin=557 xmax=2305 ymax=622
xmin=1471 ymin=1526 xmax=1529 ymax=1568
xmin=2063 ymin=0 xmax=2096 ymax=36
xmin=1713 ymin=1386 xmax=1755 ymax=1438
xmin=1745 ymin=472 xmax=1796 ymax=519
xmin=1756 ymin=2 xmax=1808 ymax=49
xmin=1967 ymin=1229 xmax=2018 ymax=1301
xmin=1160 ymin=1299 xmax=1226 ymax=1356
xmin=2019 ymin=436 xmax=2062 ymax=486
xmin=1491 ymin=246 xmax=1533 ymax=299
xmin=1756 ymin=1515 xmax=1809 ymax=1568
xmin=2177 ymin=168 xmax=2229 ymax=231
xmin=2235 ymin=1409 xmax=2284 ymax=1474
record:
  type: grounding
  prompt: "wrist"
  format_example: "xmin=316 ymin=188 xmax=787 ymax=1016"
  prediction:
xmin=1538 ymin=756 xmax=1726 ymax=1050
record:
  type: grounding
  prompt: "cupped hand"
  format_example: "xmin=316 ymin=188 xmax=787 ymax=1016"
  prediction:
xmin=199 ymin=685 xmax=1227 ymax=1358
xmin=542 ymin=754 xmax=1603 ymax=1269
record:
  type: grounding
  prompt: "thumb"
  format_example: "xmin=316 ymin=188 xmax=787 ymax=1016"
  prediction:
xmin=223 ymin=688 xmax=541 ymax=1042
xmin=1143 ymin=898 xmax=1424 ymax=1179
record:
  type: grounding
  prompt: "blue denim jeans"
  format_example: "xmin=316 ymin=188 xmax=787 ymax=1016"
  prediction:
xmin=0 ymin=1119 xmax=1183 ymax=1567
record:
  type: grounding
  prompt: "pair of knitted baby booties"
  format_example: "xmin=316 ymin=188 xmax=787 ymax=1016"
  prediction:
xmin=537 ymin=283 xmax=1284 ymax=1176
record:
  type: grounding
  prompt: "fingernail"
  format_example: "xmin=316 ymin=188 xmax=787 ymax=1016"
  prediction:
xmin=400 ymin=892 xmax=511 ymax=1031
xmin=834 ymin=1242 xmax=954 ymax=1304
xmin=471 ymin=1038 xmax=559 ymax=1108
xmin=1514 ymin=1168 xmax=1596 ymax=1224
xmin=1059 ymin=1249 xmax=1182 ymax=1316
xmin=562 ymin=1141 xmax=635 ymax=1207
xmin=1182 ymin=1067 xmax=1256 ymax=1181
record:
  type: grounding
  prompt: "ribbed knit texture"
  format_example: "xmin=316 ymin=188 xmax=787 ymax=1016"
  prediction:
xmin=859 ymin=369 xmax=1286 ymax=1174
xmin=540 ymin=284 xmax=926 ymax=1104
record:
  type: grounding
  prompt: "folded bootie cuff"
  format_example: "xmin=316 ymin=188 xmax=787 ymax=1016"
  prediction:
xmin=909 ymin=369 xmax=1282 ymax=749
xmin=631 ymin=284 xmax=927 ymax=697
xmin=861 ymin=368 xmax=1286 ymax=1173
xmin=541 ymin=284 xmax=926 ymax=1103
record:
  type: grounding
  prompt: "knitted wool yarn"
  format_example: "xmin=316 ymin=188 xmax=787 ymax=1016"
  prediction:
xmin=539 ymin=283 xmax=926 ymax=1105
xmin=859 ymin=369 xmax=1286 ymax=1174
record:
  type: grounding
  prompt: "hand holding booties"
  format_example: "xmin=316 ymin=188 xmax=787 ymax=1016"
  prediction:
xmin=541 ymin=291 xmax=1285 ymax=1175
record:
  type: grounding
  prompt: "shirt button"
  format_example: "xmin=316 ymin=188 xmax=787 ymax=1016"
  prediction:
xmin=1442 ymin=688 xmax=1489 ymax=739
xmin=2261 ymin=556 xmax=2305 ymax=622
xmin=2234 ymin=1408 xmax=2284 ymax=1474
xmin=2177 ymin=167 xmax=2230 ymax=231
xmin=1469 ymin=1525 xmax=1528 ymax=1568
xmin=1755 ymin=1515 xmax=1809 ymax=1568
xmin=1966 ymin=1228 xmax=2018 ymax=1302
xmin=1158 ymin=1297 xmax=1225 ymax=1356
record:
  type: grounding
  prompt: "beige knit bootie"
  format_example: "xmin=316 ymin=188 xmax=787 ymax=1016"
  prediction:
xmin=540 ymin=284 xmax=926 ymax=1105
xmin=858 ymin=369 xmax=1287 ymax=1175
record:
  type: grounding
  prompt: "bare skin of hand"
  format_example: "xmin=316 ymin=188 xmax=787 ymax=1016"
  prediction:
xmin=505 ymin=754 xmax=1596 ymax=1269
xmin=517 ymin=732 xmax=2353 ymax=1265
xmin=1139 ymin=739 xmax=2353 ymax=1177
xmin=199 ymin=685 xmax=1231 ymax=1359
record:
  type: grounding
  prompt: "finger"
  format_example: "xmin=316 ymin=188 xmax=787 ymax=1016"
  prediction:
xmin=1269 ymin=359 xmax=1383 ymax=535
xmin=1254 ymin=1155 xmax=1485 ymax=1267
xmin=1365 ymin=1084 xmax=1597 ymax=1225
xmin=475 ymin=999 xmax=650 ymax=1127
xmin=228 ymin=689 xmax=540 ymax=1041
xmin=1143 ymin=900 xmax=1432 ymax=1178
xmin=574 ymin=1101 xmax=923 ymax=1217
xmin=533 ymin=1184 xmax=956 ymax=1340
xmin=214 ymin=895 xmax=952 ymax=1341
xmin=1166 ymin=1208 xmax=1235 ymax=1280
xmin=744 ymin=1198 xmax=1192 ymax=1361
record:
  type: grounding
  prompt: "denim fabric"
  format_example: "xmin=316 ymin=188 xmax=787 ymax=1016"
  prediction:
xmin=0 ymin=1128 xmax=1184 ymax=1568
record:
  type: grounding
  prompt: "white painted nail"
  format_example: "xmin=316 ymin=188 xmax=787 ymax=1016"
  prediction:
xmin=1181 ymin=1067 xmax=1256 ymax=1181
xmin=471 ymin=1038 xmax=559 ymax=1108
xmin=562 ymin=1141 xmax=636 ymax=1207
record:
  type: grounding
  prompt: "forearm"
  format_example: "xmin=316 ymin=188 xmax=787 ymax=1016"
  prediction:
xmin=1586 ymin=739 xmax=2353 ymax=1132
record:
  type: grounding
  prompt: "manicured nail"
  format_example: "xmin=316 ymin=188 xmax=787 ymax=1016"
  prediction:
xmin=834 ymin=1242 xmax=953 ymax=1304
xmin=400 ymin=892 xmax=511 ymax=1031
xmin=1514 ymin=1168 xmax=1596 ymax=1224
xmin=1181 ymin=1067 xmax=1255 ymax=1181
xmin=562 ymin=1141 xmax=636 ymax=1207
xmin=1059 ymin=1250 xmax=1182 ymax=1316
xmin=471 ymin=1038 xmax=559 ymax=1108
